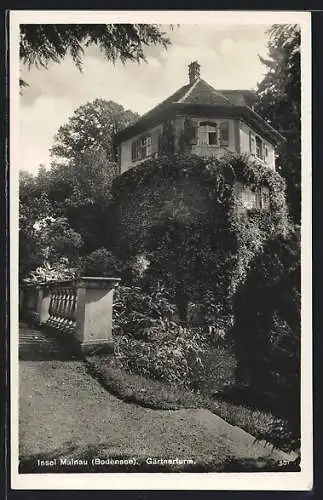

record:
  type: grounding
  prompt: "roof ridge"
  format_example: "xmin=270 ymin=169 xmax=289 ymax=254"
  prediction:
xmin=199 ymin=79 xmax=234 ymax=105
xmin=176 ymin=78 xmax=201 ymax=104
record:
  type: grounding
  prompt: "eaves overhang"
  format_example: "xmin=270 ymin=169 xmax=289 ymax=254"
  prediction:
xmin=115 ymin=103 xmax=285 ymax=146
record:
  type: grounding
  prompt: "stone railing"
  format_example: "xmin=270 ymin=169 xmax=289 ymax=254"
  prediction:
xmin=21 ymin=277 xmax=121 ymax=354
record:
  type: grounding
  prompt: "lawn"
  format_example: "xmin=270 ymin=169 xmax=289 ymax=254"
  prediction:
xmin=85 ymin=345 xmax=291 ymax=453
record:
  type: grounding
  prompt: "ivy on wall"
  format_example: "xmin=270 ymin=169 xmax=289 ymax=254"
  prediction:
xmin=158 ymin=119 xmax=176 ymax=156
xmin=178 ymin=117 xmax=197 ymax=153
xmin=112 ymin=152 xmax=291 ymax=333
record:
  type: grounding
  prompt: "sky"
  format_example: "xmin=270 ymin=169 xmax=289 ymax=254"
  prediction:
xmin=19 ymin=24 xmax=271 ymax=174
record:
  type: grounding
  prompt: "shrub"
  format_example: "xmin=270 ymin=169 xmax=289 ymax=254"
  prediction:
xmin=24 ymin=261 xmax=78 ymax=284
xmin=81 ymin=248 xmax=121 ymax=277
xmin=114 ymin=327 xmax=208 ymax=389
xmin=113 ymin=285 xmax=177 ymax=340
xmin=113 ymin=285 xmax=213 ymax=388
xmin=231 ymin=229 xmax=300 ymax=447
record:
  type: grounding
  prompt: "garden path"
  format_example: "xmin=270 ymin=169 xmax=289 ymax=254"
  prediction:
xmin=18 ymin=323 xmax=295 ymax=472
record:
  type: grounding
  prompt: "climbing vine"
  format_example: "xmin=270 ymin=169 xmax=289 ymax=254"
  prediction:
xmin=158 ymin=119 xmax=176 ymax=156
xmin=178 ymin=117 xmax=197 ymax=153
xmin=112 ymin=152 xmax=290 ymax=336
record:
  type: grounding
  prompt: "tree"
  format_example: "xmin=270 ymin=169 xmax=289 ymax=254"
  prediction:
xmin=231 ymin=229 xmax=301 ymax=448
xmin=48 ymin=148 xmax=118 ymax=252
xmin=20 ymin=24 xmax=171 ymax=85
xmin=50 ymin=99 xmax=139 ymax=164
xmin=19 ymin=170 xmax=55 ymax=279
xmin=255 ymin=24 xmax=301 ymax=223
xmin=47 ymin=99 xmax=140 ymax=251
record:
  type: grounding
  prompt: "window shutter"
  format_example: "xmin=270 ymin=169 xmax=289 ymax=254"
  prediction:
xmin=255 ymin=189 xmax=262 ymax=209
xmin=220 ymin=122 xmax=229 ymax=146
xmin=191 ymin=124 xmax=198 ymax=144
xmin=261 ymin=186 xmax=270 ymax=209
xmin=152 ymin=131 xmax=159 ymax=156
xmin=131 ymin=141 xmax=136 ymax=161
xmin=249 ymin=132 xmax=257 ymax=154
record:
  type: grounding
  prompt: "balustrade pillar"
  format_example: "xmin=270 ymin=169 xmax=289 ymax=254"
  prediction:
xmin=74 ymin=277 xmax=120 ymax=354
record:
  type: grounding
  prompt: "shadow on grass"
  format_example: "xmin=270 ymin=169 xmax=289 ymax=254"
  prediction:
xmin=19 ymin=322 xmax=83 ymax=362
xmin=217 ymin=384 xmax=299 ymax=422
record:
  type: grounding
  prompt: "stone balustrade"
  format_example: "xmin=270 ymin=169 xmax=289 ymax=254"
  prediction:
xmin=21 ymin=277 xmax=121 ymax=354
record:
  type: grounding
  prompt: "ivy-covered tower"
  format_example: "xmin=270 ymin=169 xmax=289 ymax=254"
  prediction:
xmin=112 ymin=63 xmax=289 ymax=329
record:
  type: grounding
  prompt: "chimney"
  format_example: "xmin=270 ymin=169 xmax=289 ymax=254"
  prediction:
xmin=188 ymin=61 xmax=201 ymax=84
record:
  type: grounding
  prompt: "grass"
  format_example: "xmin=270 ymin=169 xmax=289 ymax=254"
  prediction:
xmin=85 ymin=353 xmax=284 ymax=446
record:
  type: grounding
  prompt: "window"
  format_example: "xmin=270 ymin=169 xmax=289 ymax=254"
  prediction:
xmin=249 ymin=132 xmax=255 ymax=154
xmin=131 ymin=135 xmax=152 ymax=162
xmin=198 ymin=121 xmax=229 ymax=147
xmin=261 ymin=186 xmax=270 ymax=209
xmin=219 ymin=122 xmax=229 ymax=146
xmin=255 ymin=189 xmax=262 ymax=209
xmin=208 ymin=132 xmax=217 ymax=145
xmin=255 ymin=136 xmax=263 ymax=159
xmin=199 ymin=121 xmax=218 ymax=146
xmin=142 ymin=136 xmax=152 ymax=158
xmin=236 ymin=182 xmax=270 ymax=211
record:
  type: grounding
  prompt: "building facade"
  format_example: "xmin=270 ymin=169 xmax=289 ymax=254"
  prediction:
xmin=115 ymin=62 xmax=284 ymax=175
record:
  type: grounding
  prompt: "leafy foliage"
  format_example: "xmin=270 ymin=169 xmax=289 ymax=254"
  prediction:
xmin=34 ymin=216 xmax=83 ymax=263
xmin=47 ymin=151 xmax=117 ymax=253
xmin=20 ymin=24 xmax=171 ymax=84
xmin=179 ymin=117 xmax=198 ymax=152
xmin=158 ymin=119 xmax=176 ymax=156
xmin=231 ymin=229 xmax=300 ymax=448
xmin=80 ymin=248 xmax=121 ymax=277
xmin=113 ymin=153 xmax=290 ymax=326
xmin=51 ymin=99 xmax=139 ymax=164
xmin=113 ymin=285 xmax=177 ymax=340
xmin=24 ymin=261 xmax=78 ymax=284
xmin=19 ymin=170 xmax=57 ymax=279
xmin=113 ymin=286 xmax=208 ymax=388
xmin=255 ymin=24 xmax=301 ymax=222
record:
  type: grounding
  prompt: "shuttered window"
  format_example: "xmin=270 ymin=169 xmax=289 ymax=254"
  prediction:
xmin=249 ymin=131 xmax=256 ymax=154
xmin=256 ymin=136 xmax=263 ymax=159
xmin=219 ymin=122 xmax=229 ymax=146
xmin=236 ymin=182 xmax=270 ymax=211
xmin=131 ymin=135 xmax=152 ymax=162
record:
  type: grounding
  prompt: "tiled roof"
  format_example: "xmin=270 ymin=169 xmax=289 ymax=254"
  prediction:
xmin=115 ymin=78 xmax=283 ymax=144
xmin=177 ymin=79 xmax=234 ymax=106
xmin=138 ymin=83 xmax=192 ymax=123
xmin=217 ymin=89 xmax=257 ymax=107
xmin=139 ymin=79 xmax=235 ymax=123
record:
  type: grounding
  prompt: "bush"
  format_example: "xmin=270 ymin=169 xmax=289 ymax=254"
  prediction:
xmin=81 ymin=248 xmax=121 ymax=277
xmin=114 ymin=327 xmax=208 ymax=389
xmin=24 ymin=261 xmax=78 ymax=284
xmin=113 ymin=285 xmax=212 ymax=388
xmin=113 ymin=284 xmax=176 ymax=340
xmin=231 ymin=229 xmax=300 ymax=447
